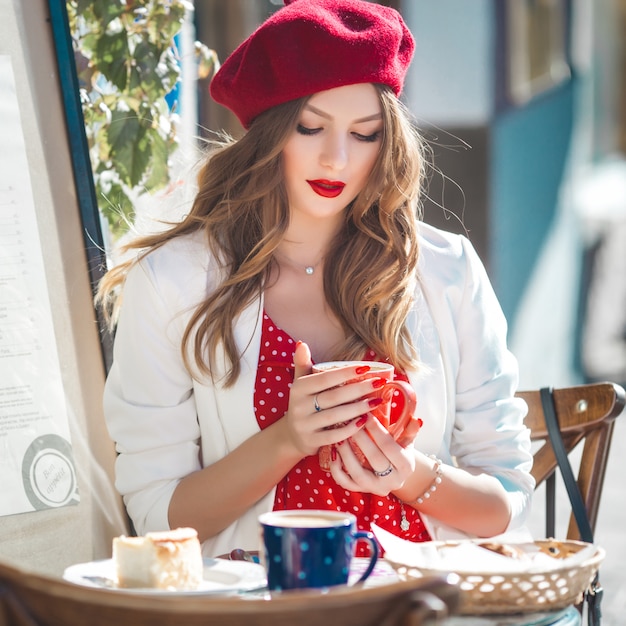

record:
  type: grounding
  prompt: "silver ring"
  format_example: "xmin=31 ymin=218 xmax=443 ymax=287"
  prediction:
xmin=314 ymin=395 xmax=322 ymax=412
xmin=373 ymin=464 xmax=393 ymax=478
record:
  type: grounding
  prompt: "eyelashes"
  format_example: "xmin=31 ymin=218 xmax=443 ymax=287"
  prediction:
xmin=354 ymin=131 xmax=381 ymax=143
xmin=296 ymin=124 xmax=381 ymax=143
xmin=296 ymin=124 xmax=320 ymax=136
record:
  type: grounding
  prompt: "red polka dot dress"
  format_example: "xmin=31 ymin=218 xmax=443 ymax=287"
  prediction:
xmin=254 ymin=312 xmax=431 ymax=554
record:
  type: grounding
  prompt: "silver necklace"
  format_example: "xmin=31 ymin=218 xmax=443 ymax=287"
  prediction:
xmin=275 ymin=252 xmax=323 ymax=275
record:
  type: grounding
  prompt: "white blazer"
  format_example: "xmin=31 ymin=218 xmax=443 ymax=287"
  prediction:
xmin=104 ymin=222 xmax=535 ymax=556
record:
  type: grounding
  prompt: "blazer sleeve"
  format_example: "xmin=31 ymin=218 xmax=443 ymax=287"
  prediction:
xmin=451 ymin=235 xmax=535 ymax=531
xmin=103 ymin=254 xmax=201 ymax=536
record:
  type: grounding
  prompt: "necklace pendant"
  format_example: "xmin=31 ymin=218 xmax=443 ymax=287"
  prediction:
xmin=305 ymin=266 xmax=314 ymax=275
xmin=400 ymin=503 xmax=410 ymax=531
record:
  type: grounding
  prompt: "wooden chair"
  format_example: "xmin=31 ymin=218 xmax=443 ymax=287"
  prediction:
xmin=517 ymin=382 xmax=626 ymax=541
xmin=0 ymin=559 xmax=460 ymax=626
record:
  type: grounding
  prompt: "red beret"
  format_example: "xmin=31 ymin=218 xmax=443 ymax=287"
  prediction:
xmin=210 ymin=0 xmax=415 ymax=128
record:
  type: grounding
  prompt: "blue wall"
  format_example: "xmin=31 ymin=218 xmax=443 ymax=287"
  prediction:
xmin=491 ymin=84 xmax=576 ymax=323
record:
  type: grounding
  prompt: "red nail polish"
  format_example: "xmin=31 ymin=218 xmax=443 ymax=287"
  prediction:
xmin=417 ymin=418 xmax=423 ymax=428
xmin=355 ymin=365 xmax=371 ymax=375
xmin=331 ymin=446 xmax=337 ymax=462
xmin=371 ymin=378 xmax=386 ymax=389
xmin=356 ymin=416 xmax=367 ymax=427
xmin=368 ymin=397 xmax=383 ymax=408
xmin=337 ymin=439 xmax=345 ymax=446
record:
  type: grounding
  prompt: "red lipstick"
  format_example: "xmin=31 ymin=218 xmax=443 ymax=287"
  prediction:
xmin=307 ymin=179 xmax=346 ymax=198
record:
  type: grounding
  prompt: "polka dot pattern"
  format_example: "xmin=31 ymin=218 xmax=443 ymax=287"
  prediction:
xmin=254 ymin=312 xmax=431 ymax=555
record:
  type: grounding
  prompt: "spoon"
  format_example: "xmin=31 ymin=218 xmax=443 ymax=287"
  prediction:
xmin=229 ymin=548 xmax=258 ymax=563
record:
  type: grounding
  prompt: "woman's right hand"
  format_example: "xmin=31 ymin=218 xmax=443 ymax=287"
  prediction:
xmin=281 ymin=342 xmax=385 ymax=458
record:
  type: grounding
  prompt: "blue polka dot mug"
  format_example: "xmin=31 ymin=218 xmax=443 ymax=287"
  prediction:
xmin=258 ymin=509 xmax=379 ymax=591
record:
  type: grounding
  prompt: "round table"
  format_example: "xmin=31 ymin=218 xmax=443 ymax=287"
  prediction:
xmin=227 ymin=553 xmax=582 ymax=626
xmin=443 ymin=605 xmax=581 ymax=625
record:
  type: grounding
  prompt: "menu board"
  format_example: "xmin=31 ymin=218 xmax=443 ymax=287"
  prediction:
xmin=0 ymin=55 xmax=79 ymax=515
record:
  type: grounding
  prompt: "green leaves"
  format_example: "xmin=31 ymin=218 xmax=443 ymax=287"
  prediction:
xmin=67 ymin=0 xmax=205 ymax=240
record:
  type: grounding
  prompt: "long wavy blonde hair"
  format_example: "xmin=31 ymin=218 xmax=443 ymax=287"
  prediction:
xmin=97 ymin=85 xmax=428 ymax=387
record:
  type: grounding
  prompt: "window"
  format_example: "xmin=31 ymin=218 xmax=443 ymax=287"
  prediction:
xmin=506 ymin=0 xmax=571 ymax=105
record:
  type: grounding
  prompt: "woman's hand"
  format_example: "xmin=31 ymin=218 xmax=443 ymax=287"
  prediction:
xmin=281 ymin=342 xmax=386 ymax=459
xmin=329 ymin=415 xmax=417 ymax=496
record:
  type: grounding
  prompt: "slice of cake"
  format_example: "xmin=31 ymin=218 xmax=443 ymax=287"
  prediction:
xmin=113 ymin=527 xmax=203 ymax=590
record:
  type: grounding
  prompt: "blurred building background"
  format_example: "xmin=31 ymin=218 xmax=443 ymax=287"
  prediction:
xmin=1 ymin=0 xmax=624 ymax=622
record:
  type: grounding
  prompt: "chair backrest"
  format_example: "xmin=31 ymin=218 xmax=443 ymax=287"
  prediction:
xmin=517 ymin=382 xmax=626 ymax=541
xmin=0 ymin=560 xmax=460 ymax=626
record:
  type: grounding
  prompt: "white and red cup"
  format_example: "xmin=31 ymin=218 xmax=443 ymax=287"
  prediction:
xmin=312 ymin=361 xmax=420 ymax=471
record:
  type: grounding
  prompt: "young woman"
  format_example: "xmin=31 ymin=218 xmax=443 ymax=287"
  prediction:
xmin=99 ymin=0 xmax=534 ymax=557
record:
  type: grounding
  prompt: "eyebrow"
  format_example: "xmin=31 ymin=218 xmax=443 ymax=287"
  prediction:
xmin=304 ymin=104 xmax=382 ymax=124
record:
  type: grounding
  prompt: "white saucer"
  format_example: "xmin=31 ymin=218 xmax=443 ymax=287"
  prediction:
xmin=63 ymin=557 xmax=267 ymax=595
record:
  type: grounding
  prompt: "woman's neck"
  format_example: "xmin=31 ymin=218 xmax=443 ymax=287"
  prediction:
xmin=277 ymin=213 xmax=342 ymax=270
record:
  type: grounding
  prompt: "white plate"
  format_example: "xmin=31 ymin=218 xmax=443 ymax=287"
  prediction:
xmin=63 ymin=557 xmax=267 ymax=595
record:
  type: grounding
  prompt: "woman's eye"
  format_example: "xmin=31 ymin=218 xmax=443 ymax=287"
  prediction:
xmin=353 ymin=131 xmax=381 ymax=143
xmin=296 ymin=124 xmax=321 ymax=136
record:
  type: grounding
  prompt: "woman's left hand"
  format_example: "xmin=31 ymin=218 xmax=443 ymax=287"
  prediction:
xmin=328 ymin=415 xmax=416 ymax=496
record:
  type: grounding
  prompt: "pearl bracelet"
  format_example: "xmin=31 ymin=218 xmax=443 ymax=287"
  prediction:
xmin=407 ymin=455 xmax=443 ymax=505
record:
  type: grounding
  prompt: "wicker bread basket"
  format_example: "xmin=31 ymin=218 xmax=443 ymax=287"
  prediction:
xmin=387 ymin=539 xmax=604 ymax=615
